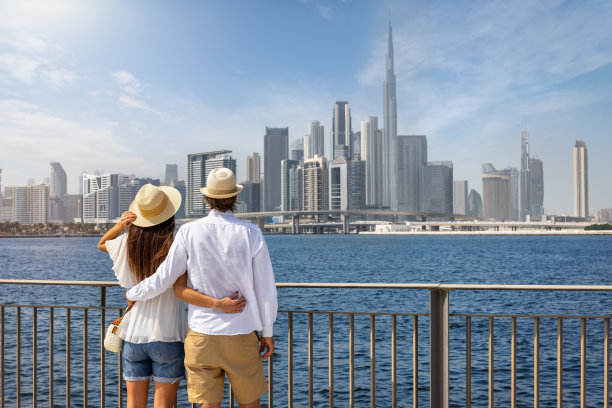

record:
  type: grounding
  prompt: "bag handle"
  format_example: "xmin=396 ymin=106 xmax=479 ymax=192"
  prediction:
xmin=111 ymin=302 xmax=135 ymax=326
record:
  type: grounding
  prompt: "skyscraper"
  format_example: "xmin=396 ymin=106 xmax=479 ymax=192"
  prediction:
xmin=529 ymin=157 xmax=544 ymax=218
xmin=519 ymin=131 xmax=531 ymax=221
xmin=246 ymin=152 xmax=261 ymax=183
xmin=453 ymin=180 xmax=468 ymax=215
xmin=49 ymin=162 xmax=67 ymax=198
xmin=302 ymin=155 xmax=328 ymax=216
xmin=573 ymin=140 xmax=588 ymax=218
xmin=423 ymin=161 xmax=453 ymax=214
xmin=290 ymin=139 xmax=304 ymax=163
xmin=304 ymin=121 xmax=324 ymax=160
xmin=186 ymin=150 xmax=231 ymax=218
xmin=281 ymin=159 xmax=301 ymax=211
xmin=165 ymin=164 xmax=178 ymax=185
xmin=361 ymin=116 xmax=382 ymax=208
xmin=264 ymin=127 xmax=289 ymax=211
xmin=329 ymin=157 xmax=348 ymax=211
xmin=383 ymin=17 xmax=398 ymax=210
xmin=397 ymin=135 xmax=427 ymax=212
xmin=467 ymin=190 xmax=483 ymax=218
xmin=332 ymin=102 xmax=351 ymax=160
xmin=482 ymin=164 xmax=512 ymax=221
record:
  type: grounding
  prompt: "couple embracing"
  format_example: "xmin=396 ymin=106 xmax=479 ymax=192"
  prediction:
xmin=98 ymin=168 xmax=277 ymax=408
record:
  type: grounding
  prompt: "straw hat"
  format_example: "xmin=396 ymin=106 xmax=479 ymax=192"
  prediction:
xmin=129 ymin=184 xmax=182 ymax=227
xmin=200 ymin=168 xmax=243 ymax=199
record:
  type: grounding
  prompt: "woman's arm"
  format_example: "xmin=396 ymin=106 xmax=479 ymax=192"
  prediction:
xmin=97 ymin=212 xmax=137 ymax=253
xmin=173 ymin=273 xmax=246 ymax=313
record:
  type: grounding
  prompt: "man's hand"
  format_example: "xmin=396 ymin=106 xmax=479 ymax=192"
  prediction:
xmin=215 ymin=292 xmax=246 ymax=313
xmin=260 ymin=336 xmax=274 ymax=359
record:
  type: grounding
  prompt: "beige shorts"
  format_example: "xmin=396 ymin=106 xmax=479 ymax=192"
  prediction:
xmin=184 ymin=329 xmax=268 ymax=404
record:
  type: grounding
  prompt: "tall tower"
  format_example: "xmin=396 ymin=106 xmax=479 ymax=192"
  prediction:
xmin=186 ymin=150 xmax=231 ymax=218
xmin=360 ymin=116 xmax=381 ymax=208
xmin=49 ymin=162 xmax=67 ymax=198
xmin=519 ymin=131 xmax=531 ymax=221
xmin=573 ymin=141 xmax=588 ymax=218
xmin=304 ymin=121 xmax=325 ymax=160
xmin=264 ymin=127 xmax=289 ymax=211
xmin=383 ymin=16 xmax=398 ymax=210
xmin=246 ymin=152 xmax=261 ymax=183
xmin=332 ymin=102 xmax=351 ymax=160
xmin=165 ymin=164 xmax=178 ymax=185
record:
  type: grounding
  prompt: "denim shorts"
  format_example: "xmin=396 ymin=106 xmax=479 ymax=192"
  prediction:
xmin=122 ymin=341 xmax=185 ymax=383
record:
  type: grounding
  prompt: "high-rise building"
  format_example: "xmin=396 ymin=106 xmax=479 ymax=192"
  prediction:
xmin=264 ymin=127 xmax=289 ymax=211
xmin=397 ymin=135 xmax=427 ymax=212
xmin=238 ymin=182 xmax=261 ymax=213
xmin=454 ymin=180 xmax=468 ymax=215
xmin=302 ymin=155 xmax=328 ymax=216
xmin=332 ymin=102 xmax=351 ymax=160
xmin=597 ymin=208 xmax=612 ymax=223
xmin=304 ymin=121 xmax=324 ymax=161
xmin=246 ymin=153 xmax=261 ymax=183
xmin=383 ymin=17 xmax=398 ymax=210
xmin=482 ymin=164 xmax=511 ymax=221
xmin=423 ymin=161 xmax=453 ymax=214
xmin=529 ymin=157 xmax=544 ymax=218
xmin=482 ymin=163 xmax=518 ymax=220
xmin=348 ymin=159 xmax=366 ymax=211
xmin=168 ymin=179 xmax=186 ymax=219
xmin=361 ymin=117 xmax=382 ymax=208
xmin=329 ymin=157 xmax=348 ymax=211
xmin=519 ymin=131 xmax=531 ymax=221
xmin=186 ymin=150 xmax=231 ymax=218
xmin=281 ymin=160 xmax=301 ymax=211
xmin=63 ymin=194 xmax=82 ymax=223
xmin=5 ymin=185 xmax=49 ymax=224
xmin=290 ymin=139 xmax=304 ymax=163
xmin=467 ymin=190 xmax=483 ymax=218
xmin=165 ymin=164 xmax=178 ymax=185
xmin=350 ymin=131 xmax=361 ymax=159
xmin=574 ymin=140 xmax=588 ymax=218
xmin=49 ymin=162 xmax=67 ymax=198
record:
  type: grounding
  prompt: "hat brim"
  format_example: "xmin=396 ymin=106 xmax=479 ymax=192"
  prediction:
xmin=200 ymin=184 xmax=243 ymax=199
xmin=130 ymin=186 xmax=182 ymax=227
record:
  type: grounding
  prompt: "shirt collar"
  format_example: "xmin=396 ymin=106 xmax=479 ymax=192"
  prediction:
xmin=208 ymin=209 xmax=236 ymax=219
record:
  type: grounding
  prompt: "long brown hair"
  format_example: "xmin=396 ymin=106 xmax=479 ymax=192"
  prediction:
xmin=126 ymin=216 xmax=175 ymax=282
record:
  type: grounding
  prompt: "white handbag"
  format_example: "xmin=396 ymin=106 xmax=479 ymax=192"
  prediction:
xmin=104 ymin=302 xmax=134 ymax=353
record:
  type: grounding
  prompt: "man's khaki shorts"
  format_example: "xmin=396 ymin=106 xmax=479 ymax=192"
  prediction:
xmin=184 ymin=329 xmax=268 ymax=404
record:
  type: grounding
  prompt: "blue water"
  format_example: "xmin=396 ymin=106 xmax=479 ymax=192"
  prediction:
xmin=1 ymin=235 xmax=611 ymax=406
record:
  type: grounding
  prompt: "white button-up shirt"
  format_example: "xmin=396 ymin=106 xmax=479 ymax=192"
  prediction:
xmin=127 ymin=210 xmax=278 ymax=337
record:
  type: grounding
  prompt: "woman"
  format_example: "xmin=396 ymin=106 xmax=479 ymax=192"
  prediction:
xmin=98 ymin=184 xmax=244 ymax=408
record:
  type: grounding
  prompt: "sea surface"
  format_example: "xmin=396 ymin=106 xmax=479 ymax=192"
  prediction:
xmin=1 ymin=235 xmax=611 ymax=407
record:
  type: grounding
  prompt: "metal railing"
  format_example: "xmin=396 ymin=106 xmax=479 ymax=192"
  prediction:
xmin=1 ymin=279 xmax=611 ymax=407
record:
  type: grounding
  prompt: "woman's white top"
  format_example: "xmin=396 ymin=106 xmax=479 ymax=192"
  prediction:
xmin=106 ymin=234 xmax=186 ymax=343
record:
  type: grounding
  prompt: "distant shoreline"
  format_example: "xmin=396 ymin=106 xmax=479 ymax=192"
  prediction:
xmin=0 ymin=234 xmax=102 ymax=238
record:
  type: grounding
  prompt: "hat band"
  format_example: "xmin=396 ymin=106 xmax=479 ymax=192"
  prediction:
xmin=138 ymin=195 xmax=169 ymax=217
xmin=207 ymin=186 xmax=237 ymax=196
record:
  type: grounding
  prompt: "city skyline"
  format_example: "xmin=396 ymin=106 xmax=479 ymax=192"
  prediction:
xmin=1 ymin=1 xmax=611 ymax=215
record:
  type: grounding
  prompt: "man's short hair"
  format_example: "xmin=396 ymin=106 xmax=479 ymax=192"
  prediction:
xmin=205 ymin=195 xmax=237 ymax=212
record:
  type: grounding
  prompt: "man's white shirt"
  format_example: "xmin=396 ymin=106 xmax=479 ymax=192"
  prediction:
xmin=127 ymin=210 xmax=278 ymax=337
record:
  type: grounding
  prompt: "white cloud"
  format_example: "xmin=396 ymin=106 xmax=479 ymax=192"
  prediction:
xmin=0 ymin=54 xmax=40 ymax=84
xmin=113 ymin=71 xmax=141 ymax=95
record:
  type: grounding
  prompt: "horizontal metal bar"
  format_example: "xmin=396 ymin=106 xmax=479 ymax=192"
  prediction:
xmin=3 ymin=279 xmax=612 ymax=292
xmin=451 ymin=313 xmax=612 ymax=319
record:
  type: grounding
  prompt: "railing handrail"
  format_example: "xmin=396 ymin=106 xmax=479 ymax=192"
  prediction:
xmin=2 ymin=278 xmax=612 ymax=292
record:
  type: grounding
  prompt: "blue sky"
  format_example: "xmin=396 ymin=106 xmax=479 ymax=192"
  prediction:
xmin=1 ymin=0 xmax=611 ymax=215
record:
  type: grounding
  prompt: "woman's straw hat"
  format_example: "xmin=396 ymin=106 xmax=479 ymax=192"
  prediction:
xmin=200 ymin=168 xmax=243 ymax=199
xmin=129 ymin=184 xmax=182 ymax=227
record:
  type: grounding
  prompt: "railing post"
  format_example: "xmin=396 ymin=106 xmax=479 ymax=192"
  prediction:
xmin=430 ymin=289 xmax=449 ymax=408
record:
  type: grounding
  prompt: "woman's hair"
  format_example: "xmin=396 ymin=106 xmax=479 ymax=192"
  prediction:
xmin=126 ymin=216 xmax=175 ymax=282
xmin=204 ymin=196 xmax=237 ymax=212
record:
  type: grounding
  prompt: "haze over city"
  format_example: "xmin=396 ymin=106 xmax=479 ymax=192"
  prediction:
xmin=1 ymin=0 xmax=611 ymax=215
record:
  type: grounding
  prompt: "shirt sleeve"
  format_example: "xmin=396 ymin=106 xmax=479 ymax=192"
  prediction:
xmin=251 ymin=231 xmax=277 ymax=337
xmin=126 ymin=226 xmax=188 ymax=301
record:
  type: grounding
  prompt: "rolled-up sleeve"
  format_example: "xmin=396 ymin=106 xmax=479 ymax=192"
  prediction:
xmin=252 ymin=233 xmax=277 ymax=337
xmin=126 ymin=227 xmax=188 ymax=301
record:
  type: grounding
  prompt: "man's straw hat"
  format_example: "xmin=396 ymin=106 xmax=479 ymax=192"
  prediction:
xmin=129 ymin=184 xmax=182 ymax=227
xmin=200 ymin=168 xmax=243 ymax=199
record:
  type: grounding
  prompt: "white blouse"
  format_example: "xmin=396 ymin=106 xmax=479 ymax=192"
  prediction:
xmin=106 ymin=234 xmax=186 ymax=343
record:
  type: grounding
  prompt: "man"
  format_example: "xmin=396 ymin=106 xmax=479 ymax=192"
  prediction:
xmin=127 ymin=168 xmax=277 ymax=408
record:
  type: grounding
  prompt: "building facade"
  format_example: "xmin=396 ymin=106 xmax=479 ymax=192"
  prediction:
xmin=573 ymin=140 xmax=588 ymax=218
xmin=383 ymin=18 xmax=398 ymax=210
xmin=5 ymin=185 xmax=49 ymax=224
xmin=332 ymin=102 xmax=351 ymax=160
xmin=329 ymin=157 xmax=348 ymax=211
xmin=281 ymin=160 xmax=301 ymax=211
xmin=397 ymin=135 xmax=427 ymax=212
xmin=360 ymin=117 xmax=382 ymax=208
xmin=304 ymin=121 xmax=324 ymax=161
xmin=529 ymin=157 xmax=544 ymax=218
xmin=50 ymin=162 xmax=67 ymax=198
xmin=246 ymin=152 xmax=261 ymax=183
xmin=264 ymin=127 xmax=289 ymax=211
xmin=164 ymin=164 xmax=178 ymax=185
xmin=467 ymin=189 xmax=483 ymax=218
xmin=423 ymin=161 xmax=453 ymax=214
xmin=453 ymin=180 xmax=468 ymax=215
xmin=302 ymin=155 xmax=328 ymax=215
